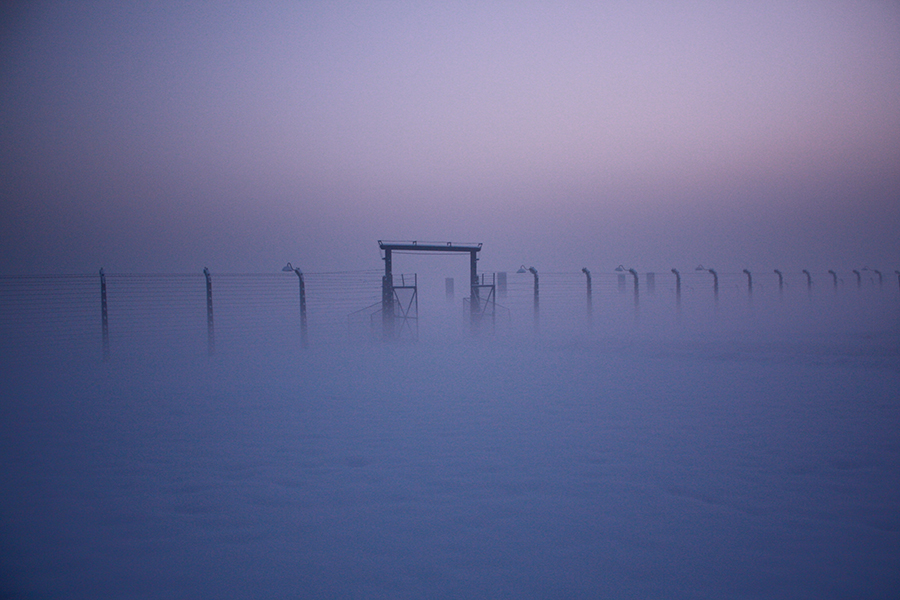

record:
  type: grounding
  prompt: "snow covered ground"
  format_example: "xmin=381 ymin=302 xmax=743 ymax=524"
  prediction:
xmin=2 ymin=316 xmax=899 ymax=598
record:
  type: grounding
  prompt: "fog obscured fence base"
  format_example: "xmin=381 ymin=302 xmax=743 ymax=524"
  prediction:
xmin=1 ymin=268 xmax=897 ymax=361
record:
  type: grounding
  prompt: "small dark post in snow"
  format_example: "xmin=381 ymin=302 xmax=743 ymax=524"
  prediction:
xmin=581 ymin=268 xmax=592 ymax=322
xmin=828 ymin=270 xmax=838 ymax=293
xmin=864 ymin=267 xmax=883 ymax=288
xmin=469 ymin=249 xmax=480 ymax=327
xmin=203 ymin=267 xmax=215 ymax=356
xmin=282 ymin=262 xmax=308 ymax=348
xmin=100 ymin=268 xmax=110 ymax=361
xmin=616 ymin=265 xmax=639 ymax=317
xmin=695 ymin=265 xmax=718 ymax=304
xmin=896 ymin=270 xmax=900 ymax=293
xmin=774 ymin=270 xmax=784 ymax=298
xmin=743 ymin=269 xmax=752 ymax=298
xmin=629 ymin=269 xmax=639 ymax=311
xmin=530 ymin=267 xmax=539 ymax=332
xmin=382 ymin=248 xmax=394 ymax=340
xmin=671 ymin=268 xmax=681 ymax=314
xmin=853 ymin=269 xmax=861 ymax=289
xmin=802 ymin=269 xmax=812 ymax=295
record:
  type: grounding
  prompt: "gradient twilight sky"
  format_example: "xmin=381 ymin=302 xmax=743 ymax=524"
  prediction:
xmin=2 ymin=1 xmax=898 ymax=274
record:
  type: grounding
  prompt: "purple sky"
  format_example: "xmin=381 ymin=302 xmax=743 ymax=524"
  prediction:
xmin=2 ymin=1 xmax=898 ymax=274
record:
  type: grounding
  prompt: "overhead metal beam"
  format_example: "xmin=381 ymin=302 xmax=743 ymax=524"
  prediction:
xmin=378 ymin=240 xmax=482 ymax=253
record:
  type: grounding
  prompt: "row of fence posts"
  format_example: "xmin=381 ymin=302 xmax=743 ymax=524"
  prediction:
xmin=514 ymin=266 xmax=899 ymax=333
xmin=94 ymin=266 xmax=896 ymax=359
xmin=98 ymin=267 xmax=308 ymax=361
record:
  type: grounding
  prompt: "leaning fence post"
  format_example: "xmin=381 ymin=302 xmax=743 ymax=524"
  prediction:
xmin=203 ymin=267 xmax=215 ymax=356
xmin=581 ymin=268 xmax=592 ymax=323
xmin=100 ymin=268 xmax=110 ymax=361
xmin=282 ymin=262 xmax=308 ymax=348
xmin=671 ymin=268 xmax=681 ymax=314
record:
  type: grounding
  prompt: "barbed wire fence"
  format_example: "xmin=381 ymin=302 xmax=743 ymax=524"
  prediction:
xmin=1 ymin=268 xmax=896 ymax=360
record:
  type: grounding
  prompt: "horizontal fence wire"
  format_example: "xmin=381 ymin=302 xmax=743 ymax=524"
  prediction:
xmin=1 ymin=269 xmax=896 ymax=360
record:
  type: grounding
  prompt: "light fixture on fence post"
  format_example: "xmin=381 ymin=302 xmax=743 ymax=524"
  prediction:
xmin=695 ymin=265 xmax=718 ymax=304
xmin=283 ymin=262 xmax=308 ymax=348
xmin=517 ymin=265 xmax=539 ymax=332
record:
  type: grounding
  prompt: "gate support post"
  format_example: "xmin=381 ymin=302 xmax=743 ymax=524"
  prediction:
xmin=382 ymin=248 xmax=394 ymax=339
xmin=469 ymin=249 xmax=480 ymax=328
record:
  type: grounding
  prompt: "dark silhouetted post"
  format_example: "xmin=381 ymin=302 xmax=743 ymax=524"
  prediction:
xmin=710 ymin=268 xmax=718 ymax=303
xmin=203 ymin=267 xmax=215 ymax=356
xmin=382 ymin=248 xmax=394 ymax=339
xmin=629 ymin=269 xmax=639 ymax=312
xmin=671 ymin=268 xmax=681 ymax=314
xmin=100 ymin=268 xmax=110 ymax=361
xmin=696 ymin=265 xmax=718 ymax=304
xmin=802 ymin=269 xmax=812 ymax=296
xmin=853 ymin=269 xmax=861 ymax=289
xmin=470 ymin=249 xmax=480 ymax=324
xmin=616 ymin=265 xmax=639 ymax=312
xmin=896 ymin=270 xmax=900 ymax=293
xmin=743 ymin=269 xmax=753 ymax=298
xmin=529 ymin=267 xmax=539 ymax=332
xmin=828 ymin=270 xmax=838 ymax=293
xmin=283 ymin=262 xmax=308 ymax=348
xmin=581 ymin=267 xmax=592 ymax=322
xmin=774 ymin=270 xmax=784 ymax=298
xmin=864 ymin=268 xmax=883 ymax=288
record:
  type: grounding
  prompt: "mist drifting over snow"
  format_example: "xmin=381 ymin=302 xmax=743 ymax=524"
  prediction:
xmin=2 ymin=0 xmax=899 ymax=596
xmin=1 ymin=269 xmax=899 ymax=598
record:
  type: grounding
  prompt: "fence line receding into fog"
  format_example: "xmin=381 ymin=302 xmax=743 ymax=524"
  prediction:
xmin=1 ymin=267 xmax=897 ymax=360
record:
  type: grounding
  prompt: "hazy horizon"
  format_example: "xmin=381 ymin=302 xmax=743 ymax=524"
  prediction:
xmin=2 ymin=1 xmax=899 ymax=275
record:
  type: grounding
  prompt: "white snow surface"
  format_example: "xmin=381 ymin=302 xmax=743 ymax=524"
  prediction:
xmin=2 ymin=329 xmax=899 ymax=599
